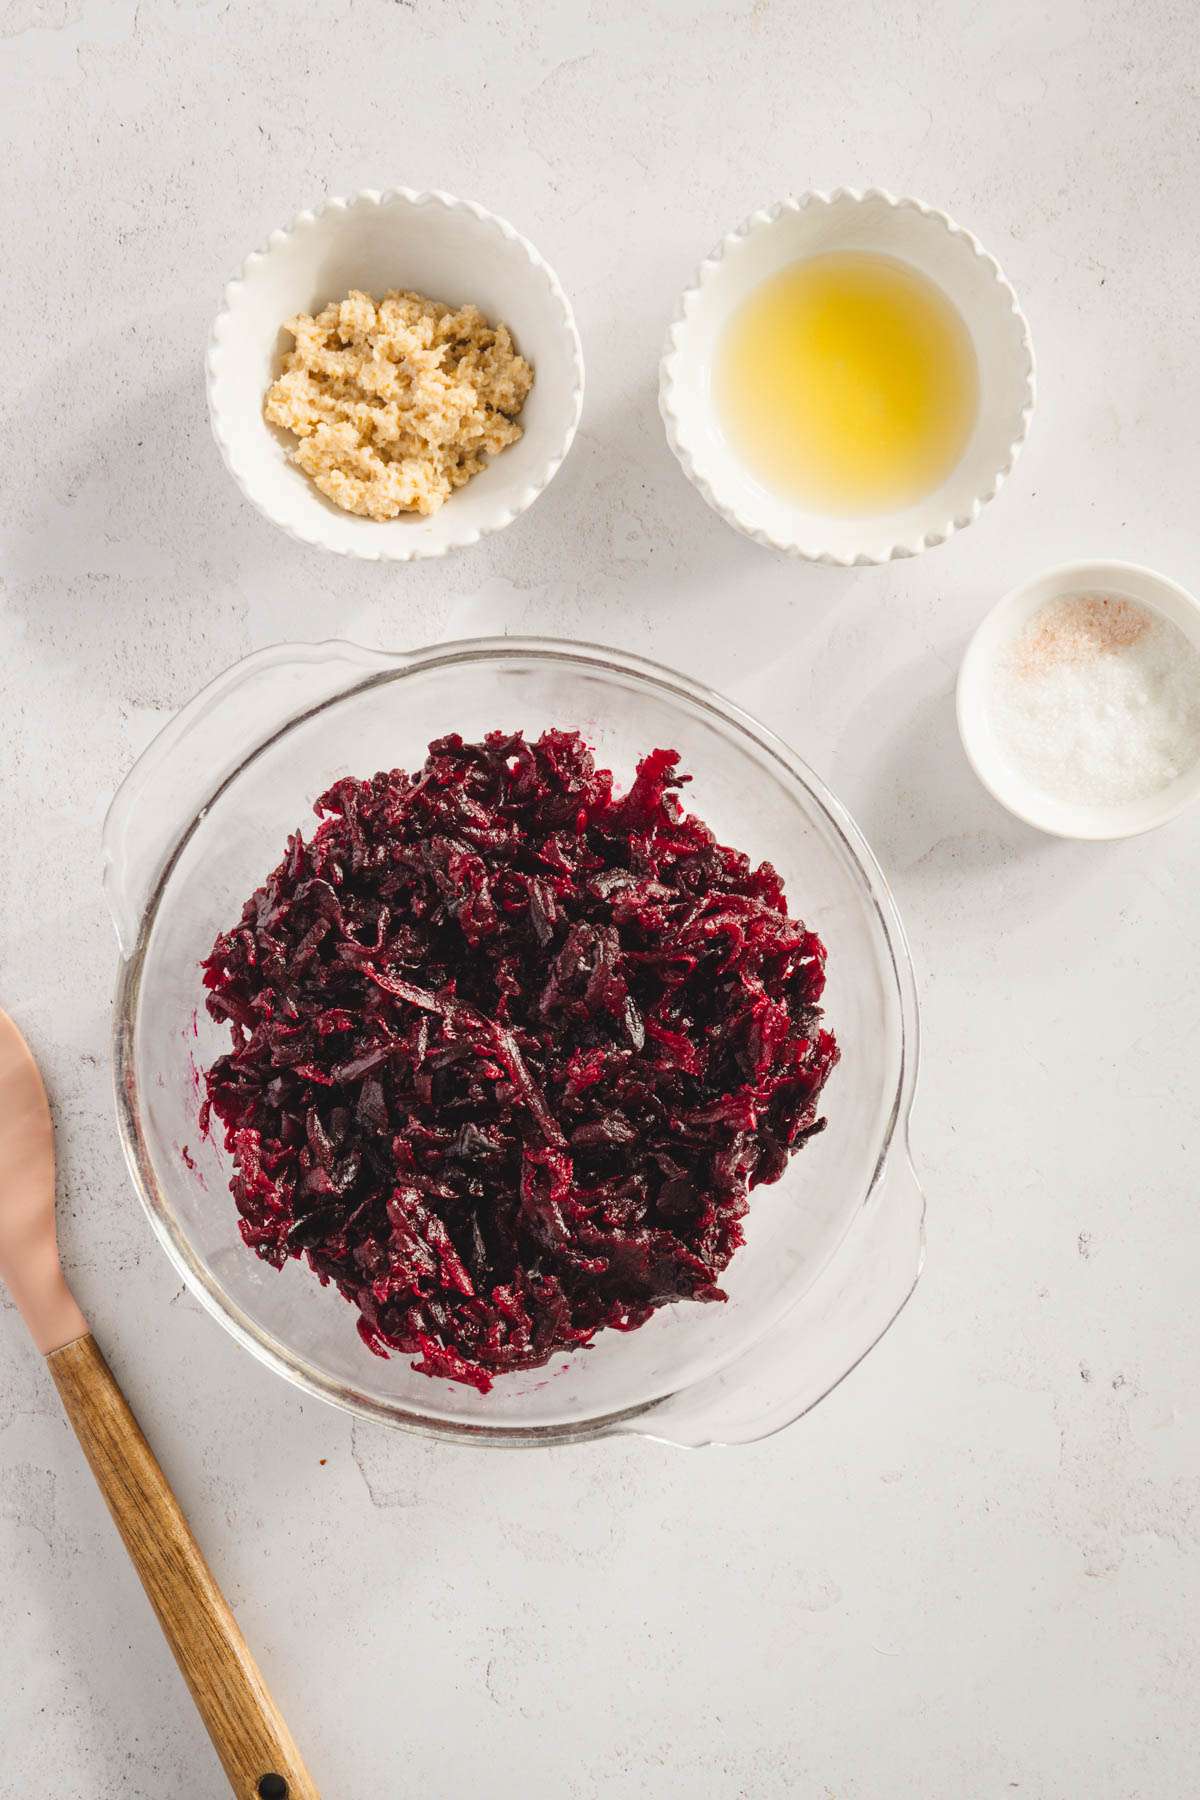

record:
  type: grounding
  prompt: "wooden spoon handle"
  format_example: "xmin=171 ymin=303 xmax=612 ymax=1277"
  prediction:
xmin=47 ymin=1332 xmax=320 ymax=1800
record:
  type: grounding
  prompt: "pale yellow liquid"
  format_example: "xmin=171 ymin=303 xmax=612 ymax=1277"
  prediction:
xmin=715 ymin=252 xmax=979 ymax=514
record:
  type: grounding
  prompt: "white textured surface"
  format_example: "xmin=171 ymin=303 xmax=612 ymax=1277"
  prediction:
xmin=1 ymin=2 xmax=1198 ymax=1796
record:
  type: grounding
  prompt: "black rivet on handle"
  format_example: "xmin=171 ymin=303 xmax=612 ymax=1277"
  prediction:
xmin=258 ymin=1777 xmax=288 ymax=1799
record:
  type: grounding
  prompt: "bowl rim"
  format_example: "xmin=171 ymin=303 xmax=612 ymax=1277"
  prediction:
xmin=111 ymin=635 xmax=921 ymax=1445
xmin=206 ymin=187 xmax=586 ymax=562
xmin=956 ymin=558 xmax=1200 ymax=840
xmin=659 ymin=186 xmax=1037 ymax=566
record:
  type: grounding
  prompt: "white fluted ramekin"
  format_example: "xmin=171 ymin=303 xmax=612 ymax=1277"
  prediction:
xmin=207 ymin=189 xmax=584 ymax=560
xmin=660 ymin=189 xmax=1035 ymax=566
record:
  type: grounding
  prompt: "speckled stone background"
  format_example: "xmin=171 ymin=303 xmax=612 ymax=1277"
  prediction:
xmin=3 ymin=3 xmax=1199 ymax=1795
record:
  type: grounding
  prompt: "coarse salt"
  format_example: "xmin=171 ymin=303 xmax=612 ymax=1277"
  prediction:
xmin=989 ymin=593 xmax=1200 ymax=807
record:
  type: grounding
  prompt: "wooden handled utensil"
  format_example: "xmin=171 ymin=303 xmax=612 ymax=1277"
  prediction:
xmin=0 ymin=1008 xmax=320 ymax=1800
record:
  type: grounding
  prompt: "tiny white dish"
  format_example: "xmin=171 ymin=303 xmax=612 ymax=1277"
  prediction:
xmin=207 ymin=189 xmax=584 ymax=561
xmin=957 ymin=560 xmax=1200 ymax=840
xmin=659 ymin=189 xmax=1035 ymax=566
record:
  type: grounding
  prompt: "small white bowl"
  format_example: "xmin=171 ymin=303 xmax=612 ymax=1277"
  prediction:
xmin=957 ymin=560 xmax=1200 ymax=840
xmin=659 ymin=189 xmax=1035 ymax=565
xmin=207 ymin=189 xmax=585 ymax=560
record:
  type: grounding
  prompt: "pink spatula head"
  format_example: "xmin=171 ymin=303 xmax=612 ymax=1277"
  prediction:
xmin=0 ymin=1007 xmax=319 ymax=1799
xmin=0 ymin=1008 xmax=88 ymax=1352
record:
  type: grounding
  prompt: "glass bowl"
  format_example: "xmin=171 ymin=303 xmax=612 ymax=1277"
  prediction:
xmin=104 ymin=639 xmax=924 ymax=1448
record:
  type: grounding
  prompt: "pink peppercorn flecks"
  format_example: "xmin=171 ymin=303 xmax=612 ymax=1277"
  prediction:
xmin=200 ymin=730 xmax=838 ymax=1392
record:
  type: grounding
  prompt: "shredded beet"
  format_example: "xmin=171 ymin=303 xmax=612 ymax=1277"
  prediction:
xmin=200 ymin=731 xmax=838 ymax=1392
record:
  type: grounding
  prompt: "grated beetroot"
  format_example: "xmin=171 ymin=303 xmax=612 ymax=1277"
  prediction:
xmin=200 ymin=730 xmax=838 ymax=1392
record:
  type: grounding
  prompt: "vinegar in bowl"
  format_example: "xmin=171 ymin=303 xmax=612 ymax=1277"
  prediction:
xmin=715 ymin=251 xmax=978 ymax=515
